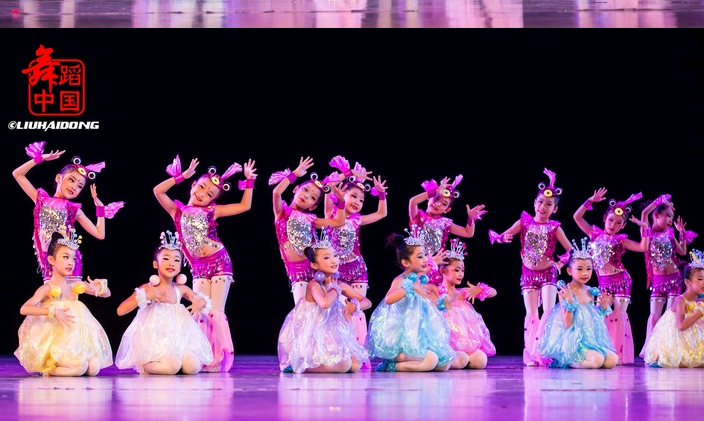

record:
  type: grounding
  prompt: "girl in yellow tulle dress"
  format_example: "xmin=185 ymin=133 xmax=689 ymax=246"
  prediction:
xmin=15 ymin=230 xmax=113 ymax=376
xmin=643 ymin=250 xmax=704 ymax=368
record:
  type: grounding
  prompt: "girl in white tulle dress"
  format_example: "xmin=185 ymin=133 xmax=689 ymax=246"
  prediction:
xmin=15 ymin=230 xmax=113 ymax=376
xmin=643 ymin=250 xmax=704 ymax=368
xmin=278 ymin=230 xmax=371 ymax=373
xmin=115 ymin=231 xmax=214 ymax=375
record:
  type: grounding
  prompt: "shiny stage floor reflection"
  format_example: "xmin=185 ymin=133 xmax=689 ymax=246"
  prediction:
xmin=1 ymin=355 xmax=703 ymax=421
xmin=1 ymin=0 xmax=703 ymax=27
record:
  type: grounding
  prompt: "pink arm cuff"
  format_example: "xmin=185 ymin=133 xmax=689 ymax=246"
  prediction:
xmin=286 ymin=172 xmax=298 ymax=183
xmin=582 ymin=200 xmax=593 ymax=210
xmin=96 ymin=206 xmax=105 ymax=217
xmin=173 ymin=174 xmax=185 ymax=184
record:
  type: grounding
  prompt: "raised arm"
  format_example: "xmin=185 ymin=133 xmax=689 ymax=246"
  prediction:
xmin=12 ymin=147 xmax=66 ymax=203
xmin=574 ymin=188 xmax=607 ymax=237
xmin=360 ymin=176 xmax=388 ymax=225
xmin=215 ymin=159 xmax=257 ymax=218
xmin=449 ymin=203 xmax=487 ymax=238
xmin=623 ymin=216 xmax=649 ymax=253
xmin=272 ymin=157 xmax=314 ymax=218
xmin=154 ymin=157 xmax=200 ymax=219
xmin=74 ymin=184 xmax=106 ymax=239
xmin=314 ymin=183 xmax=347 ymax=229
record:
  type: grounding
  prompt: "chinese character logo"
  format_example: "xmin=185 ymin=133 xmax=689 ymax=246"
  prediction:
xmin=22 ymin=45 xmax=85 ymax=117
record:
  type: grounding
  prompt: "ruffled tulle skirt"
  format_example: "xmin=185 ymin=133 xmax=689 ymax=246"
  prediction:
xmin=366 ymin=294 xmax=455 ymax=367
xmin=15 ymin=300 xmax=113 ymax=374
xmin=278 ymin=299 xmax=369 ymax=373
xmin=643 ymin=309 xmax=704 ymax=368
xmin=444 ymin=301 xmax=496 ymax=356
xmin=536 ymin=303 xmax=615 ymax=368
xmin=115 ymin=303 xmax=214 ymax=373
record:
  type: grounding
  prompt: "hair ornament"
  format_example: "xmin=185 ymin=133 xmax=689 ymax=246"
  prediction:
xmin=70 ymin=156 xmax=105 ymax=180
xmin=206 ymin=162 xmax=242 ymax=192
xmin=570 ymin=237 xmax=592 ymax=260
xmin=608 ymin=192 xmax=642 ymax=216
xmin=309 ymin=172 xmax=331 ymax=194
xmin=689 ymin=249 xmax=704 ymax=269
xmin=311 ymin=228 xmax=333 ymax=250
xmin=447 ymin=238 xmax=467 ymax=261
xmin=404 ymin=224 xmax=426 ymax=246
xmin=538 ymin=168 xmax=562 ymax=197
xmin=57 ymin=225 xmax=81 ymax=250
xmin=159 ymin=230 xmax=182 ymax=251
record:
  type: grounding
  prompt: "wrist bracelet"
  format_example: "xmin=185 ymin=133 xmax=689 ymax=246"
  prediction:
xmin=286 ymin=172 xmax=298 ymax=183
xmin=174 ymin=174 xmax=185 ymax=184
xmin=33 ymin=156 xmax=45 ymax=165
xmin=349 ymin=298 xmax=361 ymax=314
xmin=560 ymin=299 xmax=578 ymax=312
xmin=46 ymin=303 xmax=55 ymax=319
xmin=583 ymin=199 xmax=593 ymax=210
xmin=336 ymin=199 xmax=346 ymax=209
xmin=379 ymin=191 xmax=387 ymax=200
xmin=96 ymin=206 xmax=105 ymax=218
xmin=402 ymin=277 xmax=416 ymax=297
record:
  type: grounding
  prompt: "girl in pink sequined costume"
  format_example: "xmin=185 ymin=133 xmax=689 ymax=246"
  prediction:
xmin=408 ymin=175 xmax=487 ymax=290
xmin=637 ymin=194 xmax=696 ymax=358
xmin=269 ymin=157 xmax=348 ymax=306
xmin=488 ymin=168 xmax=572 ymax=366
xmin=323 ymin=155 xmax=387 ymax=352
xmin=436 ymin=239 xmax=497 ymax=369
xmin=153 ymin=155 xmax=257 ymax=372
xmin=573 ymin=188 xmax=648 ymax=365
xmin=13 ymin=141 xmax=125 ymax=283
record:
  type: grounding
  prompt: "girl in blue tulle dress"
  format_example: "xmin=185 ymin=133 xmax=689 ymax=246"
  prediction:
xmin=537 ymin=238 xmax=618 ymax=369
xmin=365 ymin=227 xmax=456 ymax=372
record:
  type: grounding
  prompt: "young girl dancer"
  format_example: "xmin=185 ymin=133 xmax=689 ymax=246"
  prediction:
xmin=643 ymin=250 xmax=704 ymax=368
xmin=488 ymin=168 xmax=572 ymax=366
xmin=154 ymin=154 xmax=257 ymax=372
xmin=437 ymin=238 xmax=497 ymax=369
xmin=115 ymin=231 xmax=214 ymax=375
xmin=573 ymin=188 xmax=648 ymax=364
xmin=269 ymin=156 xmax=347 ymax=305
xmin=15 ymin=229 xmax=113 ymax=376
xmin=13 ymin=141 xmax=125 ymax=282
xmin=409 ymin=175 xmax=487 ymax=287
xmin=638 ymin=194 xmax=696 ymax=357
xmin=324 ymin=155 xmax=388 ymax=348
xmin=365 ymin=226 xmax=456 ymax=372
xmin=277 ymin=230 xmax=371 ymax=373
xmin=536 ymin=238 xmax=618 ymax=369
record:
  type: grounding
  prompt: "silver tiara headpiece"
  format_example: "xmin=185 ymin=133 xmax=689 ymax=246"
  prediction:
xmin=571 ymin=237 xmax=592 ymax=260
xmin=689 ymin=249 xmax=704 ymax=269
xmin=447 ymin=238 xmax=467 ymax=261
xmin=404 ymin=224 xmax=426 ymax=246
xmin=311 ymin=228 xmax=332 ymax=250
xmin=159 ymin=230 xmax=182 ymax=251
xmin=57 ymin=225 xmax=81 ymax=250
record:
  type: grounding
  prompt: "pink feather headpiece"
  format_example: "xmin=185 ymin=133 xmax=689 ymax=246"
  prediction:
xmin=69 ymin=156 xmax=105 ymax=180
xmin=538 ymin=168 xmax=562 ymax=197
xmin=607 ymin=192 xmax=642 ymax=217
xmin=422 ymin=175 xmax=463 ymax=200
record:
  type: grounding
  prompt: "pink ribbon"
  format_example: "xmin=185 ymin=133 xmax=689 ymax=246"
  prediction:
xmin=268 ymin=168 xmax=292 ymax=185
xmin=166 ymin=155 xmax=182 ymax=177
xmin=25 ymin=141 xmax=45 ymax=160
xmin=104 ymin=201 xmax=125 ymax=219
xmin=488 ymin=230 xmax=502 ymax=244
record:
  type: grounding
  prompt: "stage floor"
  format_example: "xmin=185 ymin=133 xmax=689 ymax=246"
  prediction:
xmin=0 ymin=355 xmax=702 ymax=421
xmin=1 ymin=0 xmax=703 ymax=28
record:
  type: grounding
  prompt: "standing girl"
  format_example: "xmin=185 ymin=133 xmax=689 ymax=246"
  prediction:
xmin=365 ymin=226 xmax=456 ymax=372
xmin=13 ymin=141 xmax=125 ymax=282
xmin=269 ymin=156 xmax=347 ymax=305
xmin=488 ymin=168 xmax=572 ymax=366
xmin=15 ymin=229 xmax=113 ymax=376
xmin=409 ymin=175 xmax=487 ymax=287
xmin=436 ymin=238 xmax=497 ymax=369
xmin=153 ymin=154 xmax=257 ymax=372
xmin=115 ymin=231 xmax=214 ymax=375
xmin=638 ymin=194 xmax=696 ymax=356
xmin=324 ymin=155 xmax=388 ymax=348
xmin=643 ymin=249 xmax=704 ymax=368
xmin=536 ymin=237 xmax=618 ymax=369
xmin=573 ymin=188 xmax=648 ymax=364
xmin=277 ymin=230 xmax=371 ymax=373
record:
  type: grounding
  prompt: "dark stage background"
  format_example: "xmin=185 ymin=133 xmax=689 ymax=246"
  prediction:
xmin=1 ymin=32 xmax=702 ymax=359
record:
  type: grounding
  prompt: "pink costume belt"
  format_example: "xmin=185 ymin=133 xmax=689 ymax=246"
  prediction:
xmin=520 ymin=265 xmax=557 ymax=290
xmin=189 ymin=247 xmax=233 ymax=279
xmin=596 ymin=271 xmax=633 ymax=297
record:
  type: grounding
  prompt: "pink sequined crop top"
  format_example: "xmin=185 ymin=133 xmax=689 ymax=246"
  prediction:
xmin=33 ymin=188 xmax=81 ymax=254
xmin=275 ymin=201 xmax=317 ymax=258
xmin=174 ymin=200 xmax=223 ymax=260
xmin=329 ymin=209 xmax=362 ymax=260
xmin=519 ymin=211 xmax=560 ymax=266
xmin=412 ymin=209 xmax=452 ymax=255
xmin=588 ymin=226 xmax=628 ymax=272
xmin=648 ymin=228 xmax=676 ymax=270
